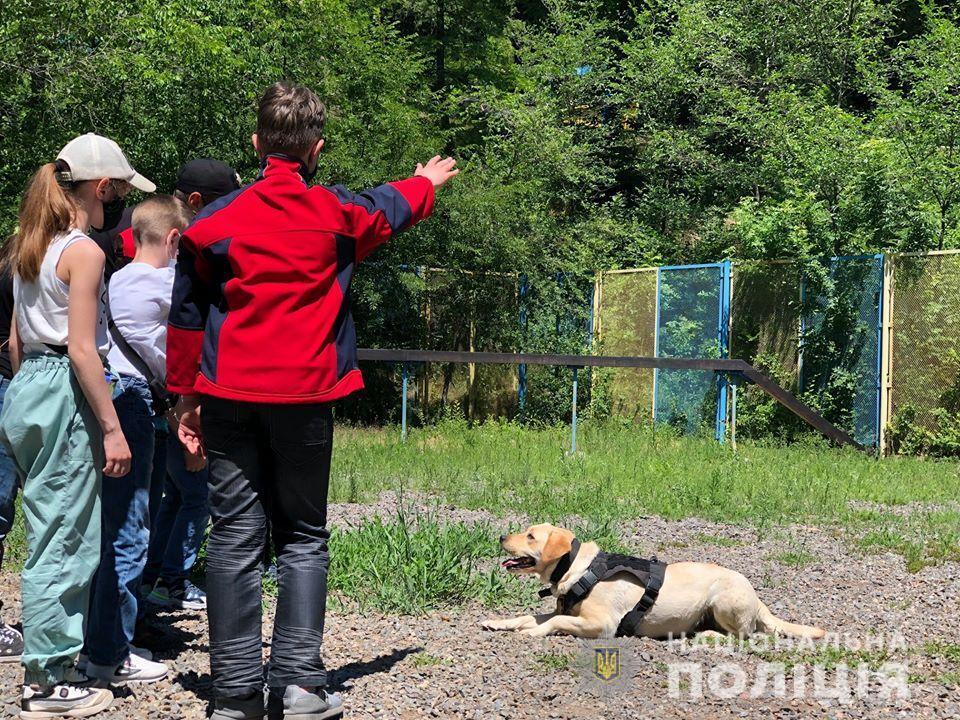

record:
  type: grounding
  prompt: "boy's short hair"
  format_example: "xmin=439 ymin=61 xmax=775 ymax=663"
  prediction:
xmin=256 ymin=81 xmax=327 ymax=158
xmin=132 ymin=195 xmax=194 ymax=246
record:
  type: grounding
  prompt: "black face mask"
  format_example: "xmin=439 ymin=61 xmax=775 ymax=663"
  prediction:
xmin=95 ymin=197 xmax=126 ymax=233
xmin=302 ymin=162 xmax=319 ymax=183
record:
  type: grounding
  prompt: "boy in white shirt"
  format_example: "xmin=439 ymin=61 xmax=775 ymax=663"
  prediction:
xmin=82 ymin=195 xmax=194 ymax=686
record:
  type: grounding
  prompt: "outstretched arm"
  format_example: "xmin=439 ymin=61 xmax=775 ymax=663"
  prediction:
xmin=330 ymin=155 xmax=459 ymax=261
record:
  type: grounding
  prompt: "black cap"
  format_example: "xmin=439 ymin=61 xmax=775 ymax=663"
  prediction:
xmin=175 ymin=159 xmax=242 ymax=199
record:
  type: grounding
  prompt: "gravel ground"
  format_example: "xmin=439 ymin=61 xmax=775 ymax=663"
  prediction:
xmin=1 ymin=496 xmax=958 ymax=719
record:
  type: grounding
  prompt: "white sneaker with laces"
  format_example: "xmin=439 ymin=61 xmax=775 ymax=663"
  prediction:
xmin=21 ymin=682 xmax=113 ymax=719
xmin=85 ymin=652 xmax=168 ymax=686
xmin=77 ymin=644 xmax=153 ymax=673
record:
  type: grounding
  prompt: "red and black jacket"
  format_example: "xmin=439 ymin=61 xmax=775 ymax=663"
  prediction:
xmin=166 ymin=154 xmax=435 ymax=403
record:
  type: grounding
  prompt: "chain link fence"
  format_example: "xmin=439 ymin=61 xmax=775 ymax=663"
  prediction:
xmin=886 ymin=252 xmax=960 ymax=455
xmin=348 ymin=252 xmax=960 ymax=454
xmin=594 ymin=269 xmax=657 ymax=420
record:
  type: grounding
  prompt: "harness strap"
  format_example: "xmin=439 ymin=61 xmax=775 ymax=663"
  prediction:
xmin=615 ymin=559 xmax=667 ymax=637
xmin=560 ymin=568 xmax=599 ymax=612
xmin=540 ymin=545 xmax=669 ymax=634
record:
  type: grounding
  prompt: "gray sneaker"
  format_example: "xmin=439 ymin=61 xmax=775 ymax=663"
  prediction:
xmin=210 ymin=690 xmax=266 ymax=720
xmin=272 ymin=686 xmax=343 ymax=719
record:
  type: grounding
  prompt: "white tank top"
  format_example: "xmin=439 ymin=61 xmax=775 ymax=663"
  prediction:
xmin=15 ymin=228 xmax=109 ymax=355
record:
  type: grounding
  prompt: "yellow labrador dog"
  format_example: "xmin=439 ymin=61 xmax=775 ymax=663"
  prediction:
xmin=482 ymin=524 xmax=825 ymax=640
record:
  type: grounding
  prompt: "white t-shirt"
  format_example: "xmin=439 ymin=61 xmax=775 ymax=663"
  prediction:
xmin=16 ymin=228 xmax=109 ymax=355
xmin=106 ymin=262 xmax=175 ymax=382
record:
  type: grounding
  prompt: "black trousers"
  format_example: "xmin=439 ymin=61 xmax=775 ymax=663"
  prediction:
xmin=202 ymin=397 xmax=333 ymax=698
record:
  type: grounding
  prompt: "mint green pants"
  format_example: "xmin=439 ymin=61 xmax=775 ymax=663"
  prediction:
xmin=0 ymin=354 xmax=102 ymax=685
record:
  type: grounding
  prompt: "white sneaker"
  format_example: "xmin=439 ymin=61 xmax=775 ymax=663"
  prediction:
xmin=21 ymin=682 xmax=113 ymax=719
xmin=77 ymin=644 xmax=153 ymax=673
xmin=85 ymin=652 xmax=168 ymax=686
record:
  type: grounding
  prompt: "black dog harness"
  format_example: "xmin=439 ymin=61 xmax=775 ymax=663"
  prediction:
xmin=538 ymin=538 xmax=668 ymax=637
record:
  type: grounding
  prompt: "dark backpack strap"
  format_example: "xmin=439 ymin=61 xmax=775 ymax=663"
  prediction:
xmin=615 ymin=560 xmax=667 ymax=637
xmin=105 ymin=286 xmax=172 ymax=415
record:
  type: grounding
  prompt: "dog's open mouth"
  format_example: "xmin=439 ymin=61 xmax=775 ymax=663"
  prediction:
xmin=501 ymin=556 xmax=536 ymax=571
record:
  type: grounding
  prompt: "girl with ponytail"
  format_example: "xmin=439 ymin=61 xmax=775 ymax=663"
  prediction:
xmin=0 ymin=134 xmax=154 ymax=719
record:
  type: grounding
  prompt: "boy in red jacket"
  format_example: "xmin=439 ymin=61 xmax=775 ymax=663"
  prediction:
xmin=167 ymin=82 xmax=458 ymax=720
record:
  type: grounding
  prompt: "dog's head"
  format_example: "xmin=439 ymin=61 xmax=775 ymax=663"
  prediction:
xmin=499 ymin=524 xmax=575 ymax=581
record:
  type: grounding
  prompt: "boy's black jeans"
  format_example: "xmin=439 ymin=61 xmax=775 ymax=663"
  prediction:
xmin=201 ymin=396 xmax=333 ymax=699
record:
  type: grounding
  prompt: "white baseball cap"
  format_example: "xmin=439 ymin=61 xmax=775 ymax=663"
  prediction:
xmin=56 ymin=133 xmax=156 ymax=192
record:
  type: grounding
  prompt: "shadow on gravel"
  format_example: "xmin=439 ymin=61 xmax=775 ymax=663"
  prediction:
xmin=138 ymin=611 xmax=206 ymax=657
xmin=174 ymin=646 xmax=422 ymax=712
xmin=329 ymin=645 xmax=424 ymax=692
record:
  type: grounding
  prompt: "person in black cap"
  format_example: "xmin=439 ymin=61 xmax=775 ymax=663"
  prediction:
xmin=90 ymin=159 xmax=242 ymax=282
xmin=173 ymin=159 xmax=243 ymax=212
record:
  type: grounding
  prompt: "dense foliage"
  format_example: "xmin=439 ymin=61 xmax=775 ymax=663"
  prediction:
xmin=3 ymin=0 xmax=959 ymax=430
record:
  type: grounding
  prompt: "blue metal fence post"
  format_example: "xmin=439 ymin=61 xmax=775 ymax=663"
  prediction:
xmin=715 ymin=260 xmax=732 ymax=442
xmin=401 ymin=364 xmax=409 ymax=442
xmin=652 ymin=267 xmax=662 ymax=423
xmin=874 ymin=253 xmax=885 ymax=452
xmin=570 ymin=367 xmax=579 ymax=454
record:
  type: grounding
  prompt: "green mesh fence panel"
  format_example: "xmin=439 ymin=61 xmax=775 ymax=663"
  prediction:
xmin=801 ymin=256 xmax=883 ymax=447
xmin=889 ymin=252 xmax=960 ymax=436
xmin=729 ymin=261 xmax=802 ymax=438
xmin=520 ymin=272 xmax=596 ymax=424
xmin=419 ymin=269 xmax=519 ymax=419
xmin=347 ymin=264 xmax=428 ymax=425
xmin=596 ymin=270 xmax=657 ymax=420
xmin=730 ymin=261 xmax=801 ymax=382
xmin=655 ymin=265 xmax=727 ymax=434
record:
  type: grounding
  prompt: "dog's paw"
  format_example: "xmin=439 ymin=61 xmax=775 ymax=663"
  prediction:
xmin=481 ymin=618 xmax=509 ymax=631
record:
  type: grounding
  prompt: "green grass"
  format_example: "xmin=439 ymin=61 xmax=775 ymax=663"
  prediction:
xmin=330 ymin=420 xmax=960 ymax=570
xmin=327 ymin=514 xmax=537 ymax=614
xmin=332 ymin=420 xmax=958 ymax=522
xmin=3 ymin=419 xmax=958 ymax=617
xmin=409 ymin=652 xmax=452 ymax=668
xmin=923 ymin=642 xmax=960 ymax=665
xmin=748 ymin=644 xmax=896 ymax=671
xmin=533 ymin=651 xmax=574 ymax=671
xmin=854 ymin=512 xmax=960 ymax=572
xmin=771 ymin=550 xmax=818 ymax=567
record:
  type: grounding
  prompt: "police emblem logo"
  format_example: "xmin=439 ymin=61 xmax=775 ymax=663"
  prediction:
xmin=593 ymin=647 xmax=621 ymax=682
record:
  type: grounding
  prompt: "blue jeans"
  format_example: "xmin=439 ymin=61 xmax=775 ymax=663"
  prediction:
xmin=84 ymin=376 xmax=154 ymax=667
xmin=144 ymin=432 xmax=210 ymax=586
xmin=137 ymin=423 xmax=168 ymax=621
xmin=0 ymin=377 xmax=18 ymax=575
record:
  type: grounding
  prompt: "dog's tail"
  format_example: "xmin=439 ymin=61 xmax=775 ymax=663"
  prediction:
xmin=756 ymin=601 xmax=826 ymax=639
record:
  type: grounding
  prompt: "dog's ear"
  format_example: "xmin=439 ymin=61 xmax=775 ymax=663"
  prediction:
xmin=541 ymin=528 xmax=574 ymax=567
